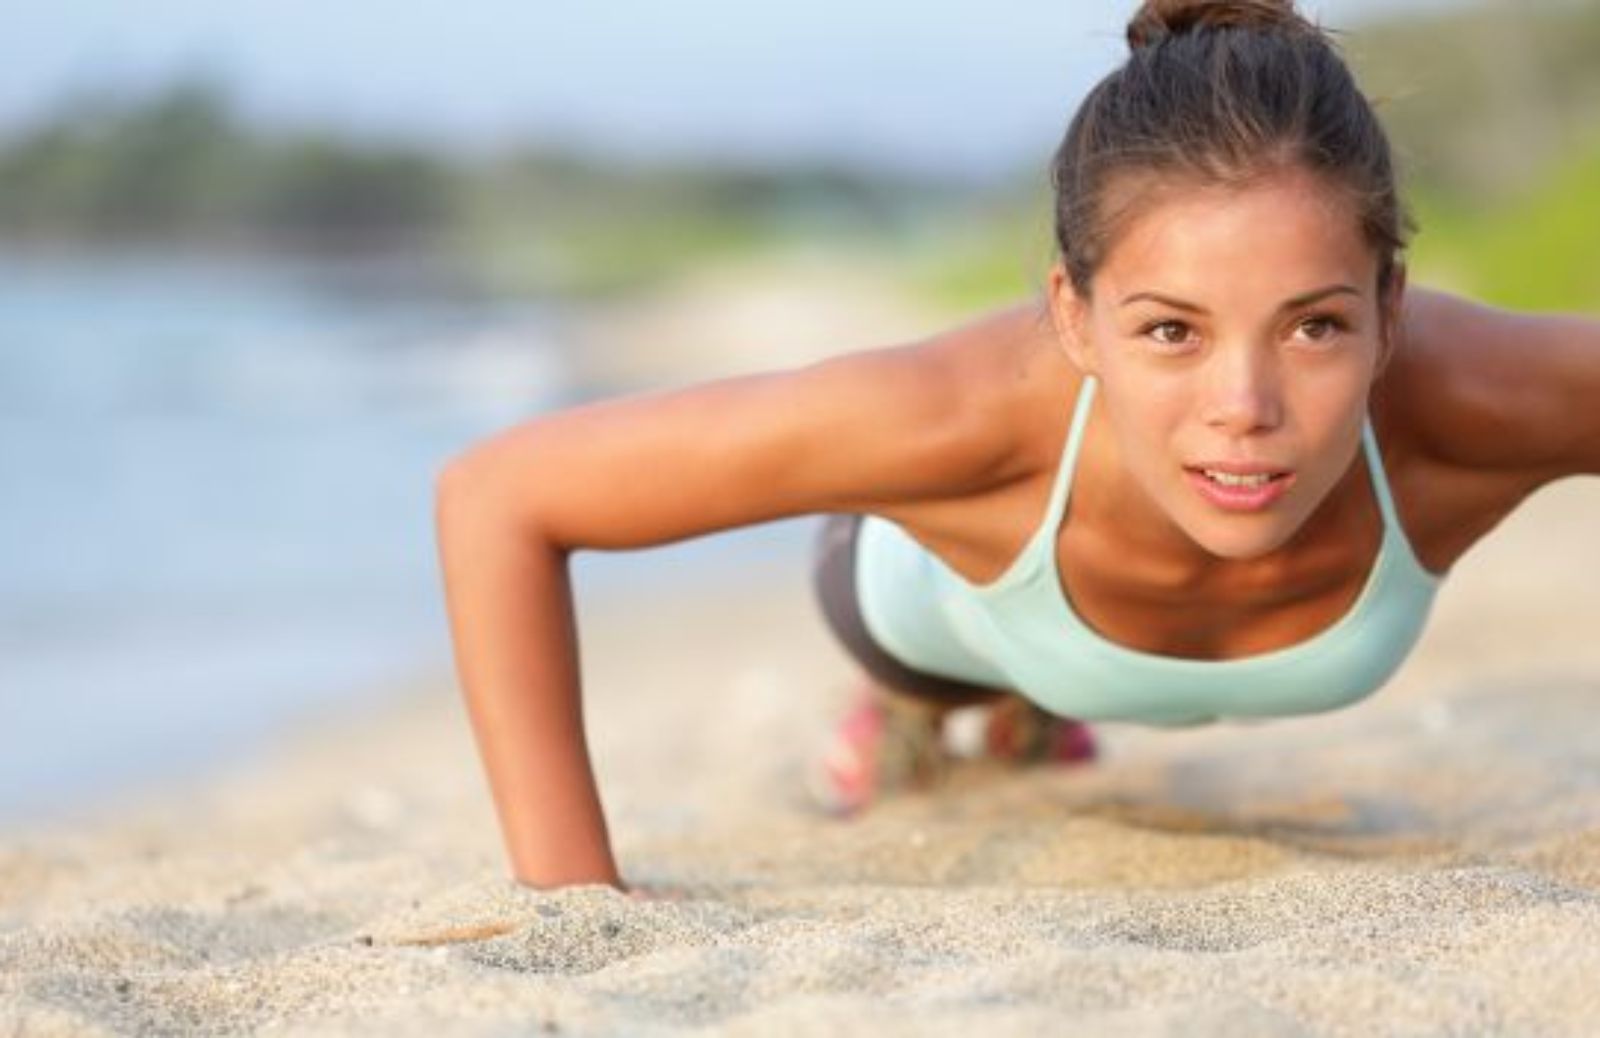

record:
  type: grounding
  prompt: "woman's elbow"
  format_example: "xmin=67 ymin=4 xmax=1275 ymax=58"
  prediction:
xmin=434 ymin=446 xmax=511 ymax=534
xmin=434 ymin=441 xmax=562 ymax=553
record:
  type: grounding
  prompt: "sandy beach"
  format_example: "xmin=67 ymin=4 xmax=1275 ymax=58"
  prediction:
xmin=4 ymin=265 xmax=1600 ymax=1034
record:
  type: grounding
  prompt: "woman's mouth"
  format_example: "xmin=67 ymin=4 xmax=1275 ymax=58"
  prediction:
xmin=1183 ymin=466 xmax=1294 ymax=511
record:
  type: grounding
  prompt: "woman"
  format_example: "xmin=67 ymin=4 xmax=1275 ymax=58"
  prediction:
xmin=435 ymin=0 xmax=1600 ymax=891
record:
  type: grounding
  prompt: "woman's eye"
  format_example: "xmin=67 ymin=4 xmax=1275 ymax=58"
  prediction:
xmin=1297 ymin=315 xmax=1348 ymax=343
xmin=1142 ymin=320 xmax=1192 ymax=348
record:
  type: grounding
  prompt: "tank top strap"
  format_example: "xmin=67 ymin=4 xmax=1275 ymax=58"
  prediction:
xmin=1028 ymin=372 xmax=1098 ymax=554
xmin=959 ymin=372 xmax=1097 ymax=592
xmin=1358 ymin=410 xmax=1444 ymax=584
xmin=1357 ymin=413 xmax=1403 ymax=540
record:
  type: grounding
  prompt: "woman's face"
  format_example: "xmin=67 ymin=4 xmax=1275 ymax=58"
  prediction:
xmin=1047 ymin=170 xmax=1404 ymax=563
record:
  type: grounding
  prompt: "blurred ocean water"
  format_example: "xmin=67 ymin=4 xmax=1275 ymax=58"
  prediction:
xmin=0 ymin=249 xmax=814 ymax=830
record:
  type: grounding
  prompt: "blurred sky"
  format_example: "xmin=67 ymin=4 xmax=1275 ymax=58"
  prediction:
xmin=4 ymin=0 xmax=1482 ymax=181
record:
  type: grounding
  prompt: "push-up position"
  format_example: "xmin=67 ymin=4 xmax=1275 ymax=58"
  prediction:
xmin=435 ymin=0 xmax=1600 ymax=890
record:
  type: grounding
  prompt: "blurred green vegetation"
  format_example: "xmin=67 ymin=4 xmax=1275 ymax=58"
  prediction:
xmin=0 ymin=80 xmax=462 ymax=251
xmin=1405 ymin=145 xmax=1600 ymax=311
xmin=0 ymin=1 xmax=1595 ymax=314
xmin=1344 ymin=0 xmax=1600 ymax=311
xmin=453 ymin=149 xmax=972 ymax=299
xmin=0 ymin=74 xmax=970 ymax=300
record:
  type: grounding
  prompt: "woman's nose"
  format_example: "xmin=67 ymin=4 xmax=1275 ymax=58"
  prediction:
xmin=1201 ymin=357 xmax=1282 ymax=434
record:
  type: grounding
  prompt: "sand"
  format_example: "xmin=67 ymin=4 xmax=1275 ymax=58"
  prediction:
xmin=4 ymin=265 xmax=1600 ymax=1034
xmin=3 ymin=475 xmax=1600 ymax=1036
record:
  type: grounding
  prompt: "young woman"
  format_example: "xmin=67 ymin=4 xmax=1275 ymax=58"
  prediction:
xmin=435 ymin=0 xmax=1600 ymax=891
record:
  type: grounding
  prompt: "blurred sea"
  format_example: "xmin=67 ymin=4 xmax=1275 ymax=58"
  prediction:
xmin=0 ymin=248 xmax=814 ymax=831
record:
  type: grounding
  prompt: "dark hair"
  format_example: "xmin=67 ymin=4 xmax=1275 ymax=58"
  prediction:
xmin=1050 ymin=0 xmax=1414 ymax=311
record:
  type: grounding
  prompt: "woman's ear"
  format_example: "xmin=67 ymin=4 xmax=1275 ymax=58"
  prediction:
xmin=1047 ymin=262 xmax=1096 ymax=376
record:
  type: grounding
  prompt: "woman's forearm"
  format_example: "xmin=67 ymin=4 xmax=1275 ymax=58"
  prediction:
xmin=433 ymin=459 xmax=622 ymax=890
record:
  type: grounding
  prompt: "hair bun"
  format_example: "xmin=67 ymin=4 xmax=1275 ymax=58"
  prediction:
xmin=1126 ymin=0 xmax=1318 ymax=51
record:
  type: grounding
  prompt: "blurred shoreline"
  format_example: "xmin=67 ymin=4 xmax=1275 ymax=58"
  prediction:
xmin=0 ymin=244 xmax=942 ymax=836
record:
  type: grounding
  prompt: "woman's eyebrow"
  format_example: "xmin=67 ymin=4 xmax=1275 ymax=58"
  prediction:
xmin=1119 ymin=284 xmax=1363 ymax=313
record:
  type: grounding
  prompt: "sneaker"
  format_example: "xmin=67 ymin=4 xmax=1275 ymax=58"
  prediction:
xmin=982 ymin=694 xmax=1098 ymax=767
xmin=805 ymin=683 xmax=952 ymax=817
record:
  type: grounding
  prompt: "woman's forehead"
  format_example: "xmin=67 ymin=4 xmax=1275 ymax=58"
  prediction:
xmin=1096 ymin=175 xmax=1375 ymax=305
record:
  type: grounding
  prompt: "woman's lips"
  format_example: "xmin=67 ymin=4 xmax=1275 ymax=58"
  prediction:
xmin=1183 ymin=466 xmax=1294 ymax=511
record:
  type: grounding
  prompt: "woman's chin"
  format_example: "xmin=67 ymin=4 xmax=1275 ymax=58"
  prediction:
xmin=1184 ymin=516 xmax=1303 ymax=563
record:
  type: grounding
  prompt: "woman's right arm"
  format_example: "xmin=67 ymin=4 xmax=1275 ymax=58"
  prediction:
xmin=434 ymin=465 xmax=619 ymax=889
xmin=433 ymin=336 xmax=1016 ymax=890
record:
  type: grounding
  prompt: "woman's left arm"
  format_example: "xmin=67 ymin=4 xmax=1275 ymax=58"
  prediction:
xmin=1400 ymin=288 xmax=1600 ymax=487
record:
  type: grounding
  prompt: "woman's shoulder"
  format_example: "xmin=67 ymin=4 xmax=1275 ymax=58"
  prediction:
xmin=860 ymin=295 xmax=1081 ymax=559
xmin=1380 ymin=284 xmax=1600 ymax=486
xmin=1372 ymin=283 xmax=1600 ymax=574
xmin=902 ymin=294 xmax=1079 ymax=483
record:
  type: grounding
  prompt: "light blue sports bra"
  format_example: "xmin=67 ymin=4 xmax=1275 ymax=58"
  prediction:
xmin=854 ymin=373 xmax=1446 ymax=728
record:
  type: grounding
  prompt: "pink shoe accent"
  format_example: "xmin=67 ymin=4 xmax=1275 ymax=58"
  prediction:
xmin=811 ymin=697 xmax=887 ymax=817
xmin=1045 ymin=718 xmax=1098 ymax=764
xmin=808 ymin=690 xmax=948 ymax=817
xmin=984 ymin=698 xmax=1098 ymax=767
